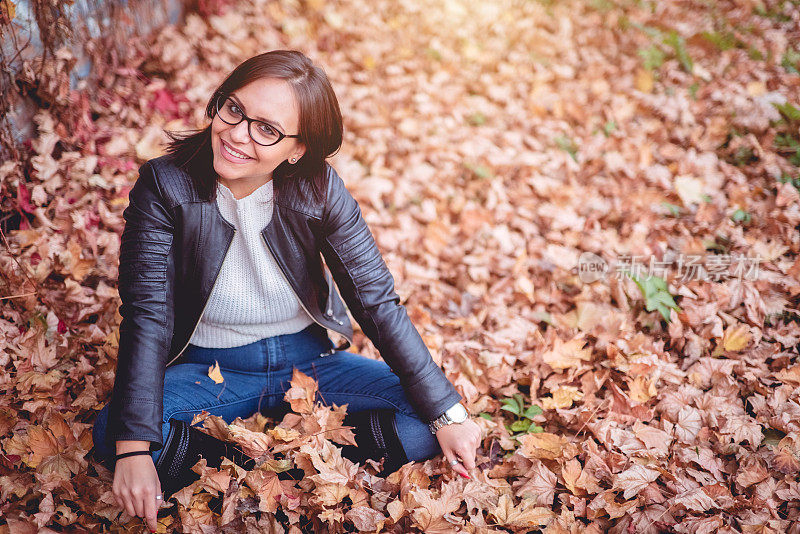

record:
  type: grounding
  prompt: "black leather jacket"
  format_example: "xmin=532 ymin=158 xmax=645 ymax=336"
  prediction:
xmin=103 ymin=155 xmax=463 ymax=451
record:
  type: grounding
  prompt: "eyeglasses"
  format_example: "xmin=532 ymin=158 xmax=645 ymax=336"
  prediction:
xmin=214 ymin=94 xmax=300 ymax=147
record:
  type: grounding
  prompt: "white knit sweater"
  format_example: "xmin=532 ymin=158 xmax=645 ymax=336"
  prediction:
xmin=187 ymin=179 xmax=315 ymax=348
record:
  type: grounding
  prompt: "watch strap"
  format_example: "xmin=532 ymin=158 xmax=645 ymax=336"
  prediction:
xmin=115 ymin=450 xmax=152 ymax=461
xmin=428 ymin=401 xmax=465 ymax=435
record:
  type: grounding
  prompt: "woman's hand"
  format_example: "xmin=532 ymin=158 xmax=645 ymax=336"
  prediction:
xmin=112 ymin=452 xmax=162 ymax=532
xmin=435 ymin=418 xmax=482 ymax=479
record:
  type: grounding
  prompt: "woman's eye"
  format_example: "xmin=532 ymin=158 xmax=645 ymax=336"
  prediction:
xmin=229 ymin=104 xmax=241 ymax=114
xmin=257 ymin=123 xmax=276 ymax=135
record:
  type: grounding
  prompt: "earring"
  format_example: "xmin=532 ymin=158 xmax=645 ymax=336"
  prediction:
xmin=290 ymin=157 xmax=296 ymax=164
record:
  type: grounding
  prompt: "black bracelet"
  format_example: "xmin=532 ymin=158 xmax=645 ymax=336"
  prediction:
xmin=115 ymin=450 xmax=151 ymax=461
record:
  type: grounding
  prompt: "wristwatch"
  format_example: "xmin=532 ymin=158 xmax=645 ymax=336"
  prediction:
xmin=428 ymin=401 xmax=469 ymax=435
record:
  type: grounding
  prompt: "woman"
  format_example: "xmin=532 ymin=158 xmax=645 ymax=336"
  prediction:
xmin=91 ymin=50 xmax=481 ymax=530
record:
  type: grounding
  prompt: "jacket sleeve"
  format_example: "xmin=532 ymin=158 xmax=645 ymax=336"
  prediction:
xmin=319 ymin=166 xmax=463 ymax=424
xmin=103 ymin=161 xmax=175 ymax=452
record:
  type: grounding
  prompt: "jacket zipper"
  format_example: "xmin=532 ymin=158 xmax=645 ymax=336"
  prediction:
xmin=261 ymin=233 xmax=352 ymax=356
xmin=166 ymin=228 xmax=237 ymax=367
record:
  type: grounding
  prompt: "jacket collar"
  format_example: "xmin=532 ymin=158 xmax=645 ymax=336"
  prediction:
xmin=216 ymin=179 xmax=274 ymax=204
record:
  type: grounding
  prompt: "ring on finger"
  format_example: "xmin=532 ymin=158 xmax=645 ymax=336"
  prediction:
xmin=450 ymin=459 xmax=459 ymax=466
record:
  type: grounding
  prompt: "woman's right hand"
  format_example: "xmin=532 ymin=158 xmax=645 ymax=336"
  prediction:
xmin=112 ymin=443 xmax=162 ymax=533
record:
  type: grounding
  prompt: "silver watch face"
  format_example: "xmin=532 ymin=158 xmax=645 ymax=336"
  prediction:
xmin=445 ymin=402 xmax=468 ymax=423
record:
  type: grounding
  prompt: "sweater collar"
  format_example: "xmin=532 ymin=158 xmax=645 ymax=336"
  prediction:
xmin=216 ymin=179 xmax=274 ymax=204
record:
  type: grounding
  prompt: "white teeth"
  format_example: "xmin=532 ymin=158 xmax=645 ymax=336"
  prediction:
xmin=223 ymin=143 xmax=250 ymax=160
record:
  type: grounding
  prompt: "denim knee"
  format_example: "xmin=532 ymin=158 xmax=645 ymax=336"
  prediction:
xmin=393 ymin=411 xmax=442 ymax=463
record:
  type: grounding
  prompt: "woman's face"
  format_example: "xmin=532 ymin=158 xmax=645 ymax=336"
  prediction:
xmin=211 ymin=77 xmax=305 ymax=192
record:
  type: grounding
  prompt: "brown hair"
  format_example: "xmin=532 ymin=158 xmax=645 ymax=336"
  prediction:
xmin=163 ymin=50 xmax=343 ymax=204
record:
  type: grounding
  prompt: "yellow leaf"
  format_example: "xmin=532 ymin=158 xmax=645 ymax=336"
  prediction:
xmin=635 ymin=68 xmax=653 ymax=93
xmin=284 ymin=368 xmax=319 ymax=414
xmin=542 ymin=336 xmax=592 ymax=372
xmin=674 ymin=175 xmax=706 ymax=207
xmin=515 ymin=276 xmax=535 ymax=302
xmin=105 ymin=326 xmax=119 ymax=349
xmin=541 ymin=386 xmax=584 ymax=410
xmin=518 ymin=432 xmax=576 ymax=460
xmin=269 ymin=426 xmax=300 ymax=442
xmin=1 ymin=0 xmax=16 ymax=20
xmin=628 ymin=376 xmax=657 ymax=403
xmin=722 ymin=324 xmax=752 ymax=352
xmin=746 ymin=81 xmax=766 ymax=96
xmin=208 ymin=361 xmax=224 ymax=384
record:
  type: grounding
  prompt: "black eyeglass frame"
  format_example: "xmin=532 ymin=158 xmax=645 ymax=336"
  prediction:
xmin=214 ymin=94 xmax=301 ymax=147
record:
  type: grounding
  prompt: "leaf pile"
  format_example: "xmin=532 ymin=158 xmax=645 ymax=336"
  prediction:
xmin=1 ymin=0 xmax=800 ymax=532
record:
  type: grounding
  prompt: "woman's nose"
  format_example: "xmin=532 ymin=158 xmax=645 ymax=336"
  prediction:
xmin=229 ymin=120 xmax=251 ymax=144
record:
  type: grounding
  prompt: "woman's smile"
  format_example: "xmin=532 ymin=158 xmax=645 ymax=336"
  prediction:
xmin=220 ymin=139 xmax=253 ymax=163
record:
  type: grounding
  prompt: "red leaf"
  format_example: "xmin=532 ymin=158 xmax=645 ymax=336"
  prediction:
xmin=151 ymin=88 xmax=182 ymax=119
xmin=17 ymin=182 xmax=34 ymax=214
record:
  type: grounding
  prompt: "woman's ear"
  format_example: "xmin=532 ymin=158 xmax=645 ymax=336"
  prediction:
xmin=290 ymin=143 xmax=306 ymax=163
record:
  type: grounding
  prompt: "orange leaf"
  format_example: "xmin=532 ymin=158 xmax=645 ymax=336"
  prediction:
xmin=542 ymin=336 xmax=592 ymax=372
xmin=207 ymin=360 xmax=224 ymax=384
xmin=284 ymin=368 xmax=319 ymax=414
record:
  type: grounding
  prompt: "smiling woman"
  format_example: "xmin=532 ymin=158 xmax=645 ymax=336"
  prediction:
xmin=211 ymin=80 xmax=306 ymax=198
xmin=90 ymin=49 xmax=479 ymax=530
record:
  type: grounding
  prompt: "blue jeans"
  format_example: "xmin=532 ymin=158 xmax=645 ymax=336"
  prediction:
xmin=92 ymin=323 xmax=442 ymax=467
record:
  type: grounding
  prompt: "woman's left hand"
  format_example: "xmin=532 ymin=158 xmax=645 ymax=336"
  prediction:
xmin=435 ymin=418 xmax=482 ymax=479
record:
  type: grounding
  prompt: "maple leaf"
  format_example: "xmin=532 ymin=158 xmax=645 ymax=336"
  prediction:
xmin=244 ymin=469 xmax=293 ymax=514
xmin=386 ymin=499 xmax=405 ymax=523
xmin=719 ymin=414 xmax=763 ymax=447
xmin=225 ymin=423 xmax=274 ymax=458
xmin=632 ymin=421 xmax=672 ymax=455
xmin=776 ymin=365 xmax=800 ymax=385
xmin=489 ymin=494 xmax=554 ymax=528
xmin=519 ymin=432 xmax=577 ymax=460
xmin=462 ymin=478 xmax=499 ymax=513
xmin=735 ymin=457 xmax=769 ymax=489
xmin=613 ymin=464 xmax=660 ymax=500
xmin=408 ymin=487 xmax=463 ymax=533
xmin=513 ymin=459 xmax=557 ymax=505
xmin=194 ymin=459 xmax=234 ymax=495
xmin=345 ymin=506 xmax=386 ymax=532
xmin=772 ymin=448 xmax=800 ymax=475
xmin=314 ymin=483 xmax=350 ymax=507
xmin=562 ymin=458 xmax=583 ymax=495
xmin=675 ymin=406 xmax=702 ymax=443
xmin=720 ymin=323 xmax=753 ymax=352
xmin=284 ymin=368 xmax=319 ymax=414
xmin=301 ymin=441 xmax=358 ymax=485
xmin=25 ymin=425 xmax=59 ymax=469
xmin=541 ymin=385 xmax=584 ymax=410
xmin=672 ymin=515 xmax=724 ymax=534
xmin=542 ymin=335 xmax=593 ymax=372
xmin=672 ymin=487 xmax=715 ymax=513
xmin=628 ymin=376 xmax=657 ymax=403
xmin=311 ymin=402 xmax=356 ymax=447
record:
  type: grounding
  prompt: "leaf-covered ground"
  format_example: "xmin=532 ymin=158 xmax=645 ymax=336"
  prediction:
xmin=1 ymin=0 xmax=800 ymax=532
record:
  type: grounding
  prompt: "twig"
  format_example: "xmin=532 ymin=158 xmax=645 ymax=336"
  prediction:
xmin=0 ymin=291 xmax=37 ymax=300
xmin=0 ymin=226 xmax=41 ymax=295
xmin=574 ymin=397 xmax=610 ymax=438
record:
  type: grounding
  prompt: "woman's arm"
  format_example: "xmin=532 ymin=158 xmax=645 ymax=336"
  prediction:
xmin=319 ymin=165 xmax=463 ymax=424
xmin=104 ymin=160 xmax=176 ymax=453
